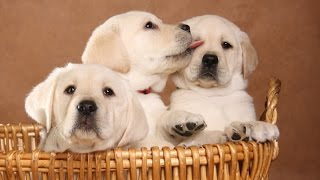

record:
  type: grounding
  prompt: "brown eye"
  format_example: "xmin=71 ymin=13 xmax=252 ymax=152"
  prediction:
xmin=64 ymin=85 xmax=76 ymax=95
xmin=222 ymin=42 xmax=233 ymax=49
xmin=144 ymin=21 xmax=158 ymax=29
xmin=103 ymin=87 xmax=115 ymax=96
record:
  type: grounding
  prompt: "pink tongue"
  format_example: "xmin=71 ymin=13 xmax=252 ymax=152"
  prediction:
xmin=189 ymin=40 xmax=204 ymax=49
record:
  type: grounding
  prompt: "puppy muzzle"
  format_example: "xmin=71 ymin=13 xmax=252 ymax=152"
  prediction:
xmin=199 ymin=53 xmax=219 ymax=80
xmin=74 ymin=100 xmax=99 ymax=133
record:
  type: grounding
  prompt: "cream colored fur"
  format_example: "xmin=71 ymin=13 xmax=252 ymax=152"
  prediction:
xmin=82 ymin=11 xmax=194 ymax=147
xmin=25 ymin=64 xmax=148 ymax=152
xmin=160 ymin=15 xmax=279 ymax=146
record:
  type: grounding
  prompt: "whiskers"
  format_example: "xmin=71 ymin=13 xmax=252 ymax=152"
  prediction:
xmin=188 ymin=65 xmax=201 ymax=81
xmin=199 ymin=67 xmax=222 ymax=82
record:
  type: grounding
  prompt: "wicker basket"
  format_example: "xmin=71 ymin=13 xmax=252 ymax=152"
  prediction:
xmin=0 ymin=78 xmax=281 ymax=180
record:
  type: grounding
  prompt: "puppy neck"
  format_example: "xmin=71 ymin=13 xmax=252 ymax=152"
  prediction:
xmin=178 ymin=74 xmax=248 ymax=97
xmin=120 ymin=70 xmax=168 ymax=93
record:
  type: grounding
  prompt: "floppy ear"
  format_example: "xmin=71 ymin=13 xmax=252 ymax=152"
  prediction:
xmin=117 ymin=91 xmax=148 ymax=147
xmin=25 ymin=68 xmax=62 ymax=132
xmin=240 ymin=32 xmax=258 ymax=78
xmin=82 ymin=20 xmax=130 ymax=73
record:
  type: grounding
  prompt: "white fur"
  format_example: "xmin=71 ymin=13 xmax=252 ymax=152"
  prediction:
xmin=82 ymin=11 xmax=193 ymax=147
xmin=171 ymin=75 xmax=256 ymax=131
xmin=161 ymin=15 xmax=279 ymax=145
xmin=25 ymin=64 xmax=148 ymax=152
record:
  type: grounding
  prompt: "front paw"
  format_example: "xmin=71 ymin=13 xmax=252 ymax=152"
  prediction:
xmin=171 ymin=114 xmax=207 ymax=138
xmin=249 ymin=122 xmax=279 ymax=142
xmin=225 ymin=121 xmax=279 ymax=143
xmin=225 ymin=122 xmax=251 ymax=142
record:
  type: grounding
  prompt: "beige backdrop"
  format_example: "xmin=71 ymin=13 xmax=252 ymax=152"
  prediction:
xmin=0 ymin=0 xmax=319 ymax=179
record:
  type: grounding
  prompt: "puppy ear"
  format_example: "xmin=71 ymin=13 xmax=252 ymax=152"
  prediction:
xmin=25 ymin=68 xmax=62 ymax=132
xmin=118 ymin=91 xmax=148 ymax=147
xmin=82 ymin=20 xmax=130 ymax=73
xmin=240 ymin=32 xmax=258 ymax=78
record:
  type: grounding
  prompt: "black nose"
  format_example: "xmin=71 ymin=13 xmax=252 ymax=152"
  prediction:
xmin=77 ymin=100 xmax=97 ymax=116
xmin=179 ymin=24 xmax=190 ymax=32
xmin=202 ymin=54 xmax=219 ymax=67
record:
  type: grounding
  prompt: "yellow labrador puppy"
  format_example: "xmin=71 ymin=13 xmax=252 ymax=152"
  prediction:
xmin=25 ymin=64 xmax=148 ymax=152
xmin=82 ymin=11 xmax=203 ymax=147
xmin=161 ymin=15 xmax=279 ymax=146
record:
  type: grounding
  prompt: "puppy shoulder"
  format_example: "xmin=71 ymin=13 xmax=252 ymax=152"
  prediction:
xmin=169 ymin=89 xmax=206 ymax=111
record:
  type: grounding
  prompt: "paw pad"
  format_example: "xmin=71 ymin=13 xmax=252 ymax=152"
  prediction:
xmin=175 ymin=124 xmax=183 ymax=131
xmin=231 ymin=133 xmax=241 ymax=141
xmin=186 ymin=122 xmax=196 ymax=130
xmin=172 ymin=121 xmax=206 ymax=137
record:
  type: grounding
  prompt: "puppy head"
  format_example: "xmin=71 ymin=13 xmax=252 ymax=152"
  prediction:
xmin=174 ymin=15 xmax=258 ymax=89
xmin=82 ymin=11 xmax=193 ymax=76
xmin=25 ymin=64 xmax=148 ymax=151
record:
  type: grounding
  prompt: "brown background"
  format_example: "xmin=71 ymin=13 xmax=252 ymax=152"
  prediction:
xmin=0 ymin=0 xmax=319 ymax=179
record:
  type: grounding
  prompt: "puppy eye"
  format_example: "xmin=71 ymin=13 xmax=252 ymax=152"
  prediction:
xmin=103 ymin=87 xmax=115 ymax=96
xmin=144 ymin=21 xmax=158 ymax=29
xmin=64 ymin=85 xmax=76 ymax=95
xmin=222 ymin=42 xmax=233 ymax=49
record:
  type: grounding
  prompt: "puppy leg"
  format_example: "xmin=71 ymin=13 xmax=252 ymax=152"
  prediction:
xmin=159 ymin=110 xmax=207 ymax=145
xmin=225 ymin=121 xmax=279 ymax=142
xmin=178 ymin=131 xmax=227 ymax=147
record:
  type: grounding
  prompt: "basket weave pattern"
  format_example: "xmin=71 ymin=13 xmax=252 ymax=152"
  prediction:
xmin=0 ymin=78 xmax=281 ymax=180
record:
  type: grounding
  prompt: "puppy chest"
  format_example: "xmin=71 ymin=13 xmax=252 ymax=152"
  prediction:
xmin=170 ymin=99 xmax=230 ymax=131
xmin=138 ymin=94 xmax=167 ymax=135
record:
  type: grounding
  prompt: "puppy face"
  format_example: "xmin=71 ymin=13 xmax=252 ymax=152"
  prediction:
xmin=53 ymin=65 xmax=129 ymax=144
xmin=177 ymin=15 xmax=258 ymax=89
xmin=82 ymin=11 xmax=193 ymax=76
xmin=25 ymin=64 xmax=148 ymax=152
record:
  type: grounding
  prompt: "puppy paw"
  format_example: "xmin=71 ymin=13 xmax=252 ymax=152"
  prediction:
xmin=225 ymin=121 xmax=280 ymax=143
xmin=171 ymin=113 xmax=207 ymax=138
xmin=249 ymin=122 xmax=279 ymax=142
xmin=225 ymin=122 xmax=251 ymax=142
